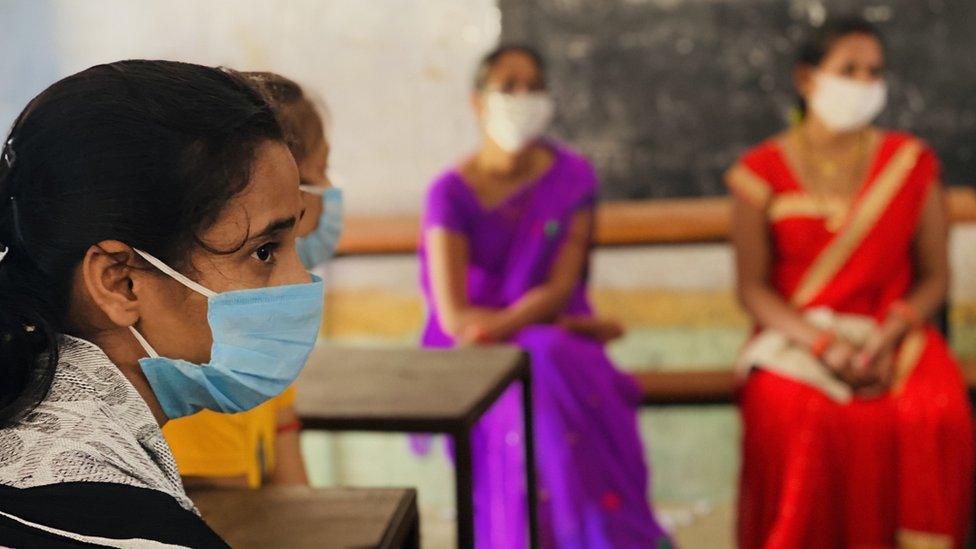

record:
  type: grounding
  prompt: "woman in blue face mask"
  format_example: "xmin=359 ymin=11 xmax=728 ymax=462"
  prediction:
xmin=0 ymin=61 xmax=320 ymax=547
xmin=163 ymin=72 xmax=342 ymax=490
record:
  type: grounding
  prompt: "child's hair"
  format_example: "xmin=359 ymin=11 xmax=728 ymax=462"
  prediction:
xmin=244 ymin=72 xmax=326 ymax=165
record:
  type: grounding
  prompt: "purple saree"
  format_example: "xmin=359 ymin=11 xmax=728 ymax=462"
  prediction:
xmin=416 ymin=143 xmax=669 ymax=548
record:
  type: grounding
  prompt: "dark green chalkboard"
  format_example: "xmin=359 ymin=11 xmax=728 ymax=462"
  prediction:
xmin=500 ymin=0 xmax=976 ymax=199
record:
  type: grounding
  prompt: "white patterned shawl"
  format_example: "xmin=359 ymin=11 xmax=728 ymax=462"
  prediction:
xmin=0 ymin=335 xmax=193 ymax=512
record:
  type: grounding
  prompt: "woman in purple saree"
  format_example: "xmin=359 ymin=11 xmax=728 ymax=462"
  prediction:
xmin=415 ymin=45 xmax=669 ymax=548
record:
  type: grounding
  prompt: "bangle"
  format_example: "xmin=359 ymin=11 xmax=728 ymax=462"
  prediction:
xmin=810 ymin=331 xmax=835 ymax=359
xmin=889 ymin=300 xmax=923 ymax=328
xmin=276 ymin=420 xmax=303 ymax=434
xmin=468 ymin=325 xmax=495 ymax=344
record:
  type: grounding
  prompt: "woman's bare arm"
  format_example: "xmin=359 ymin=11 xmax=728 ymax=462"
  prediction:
xmin=486 ymin=210 xmax=593 ymax=340
xmin=425 ymin=210 xmax=593 ymax=342
xmin=732 ymin=196 xmax=824 ymax=347
xmin=268 ymin=405 xmax=309 ymax=486
xmin=731 ymin=195 xmax=861 ymax=382
xmin=905 ymin=183 xmax=950 ymax=321
xmin=425 ymin=227 xmax=501 ymax=338
xmin=857 ymin=183 xmax=948 ymax=379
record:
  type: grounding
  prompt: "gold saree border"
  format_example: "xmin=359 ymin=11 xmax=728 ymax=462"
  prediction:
xmin=791 ymin=140 xmax=923 ymax=307
xmin=768 ymin=194 xmax=849 ymax=225
xmin=725 ymin=163 xmax=772 ymax=209
xmin=896 ymin=528 xmax=953 ymax=549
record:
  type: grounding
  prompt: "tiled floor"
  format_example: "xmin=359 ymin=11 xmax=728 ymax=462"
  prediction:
xmin=417 ymin=501 xmax=735 ymax=548
xmin=659 ymin=501 xmax=735 ymax=548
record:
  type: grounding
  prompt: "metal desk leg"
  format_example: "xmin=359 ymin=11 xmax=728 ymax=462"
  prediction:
xmin=522 ymin=369 xmax=539 ymax=549
xmin=406 ymin=516 xmax=421 ymax=549
xmin=454 ymin=426 xmax=475 ymax=548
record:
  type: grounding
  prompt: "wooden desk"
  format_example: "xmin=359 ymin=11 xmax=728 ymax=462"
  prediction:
xmin=192 ymin=487 xmax=419 ymax=549
xmin=294 ymin=344 xmax=538 ymax=549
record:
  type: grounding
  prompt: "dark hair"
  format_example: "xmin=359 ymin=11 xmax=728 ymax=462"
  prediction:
xmin=795 ymin=16 xmax=885 ymax=115
xmin=473 ymin=44 xmax=547 ymax=91
xmin=0 ymin=60 xmax=283 ymax=425
xmin=244 ymin=71 xmax=327 ymax=164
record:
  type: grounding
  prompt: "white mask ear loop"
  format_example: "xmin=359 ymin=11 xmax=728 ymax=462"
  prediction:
xmin=128 ymin=326 xmax=160 ymax=359
xmin=299 ymin=184 xmax=327 ymax=196
xmin=133 ymin=248 xmax=216 ymax=298
xmin=128 ymin=248 xmax=216 ymax=360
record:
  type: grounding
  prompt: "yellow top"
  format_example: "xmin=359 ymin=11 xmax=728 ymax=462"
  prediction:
xmin=162 ymin=386 xmax=296 ymax=488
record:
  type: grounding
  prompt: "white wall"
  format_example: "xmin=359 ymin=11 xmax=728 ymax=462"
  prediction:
xmin=0 ymin=0 xmax=501 ymax=215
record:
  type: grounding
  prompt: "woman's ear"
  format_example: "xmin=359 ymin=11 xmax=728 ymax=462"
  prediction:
xmin=80 ymin=240 xmax=142 ymax=329
xmin=794 ymin=64 xmax=815 ymax=100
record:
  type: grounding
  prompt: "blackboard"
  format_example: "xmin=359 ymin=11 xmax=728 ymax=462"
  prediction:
xmin=499 ymin=0 xmax=976 ymax=200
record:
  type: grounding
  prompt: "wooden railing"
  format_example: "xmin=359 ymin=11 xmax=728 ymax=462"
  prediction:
xmin=338 ymin=187 xmax=976 ymax=255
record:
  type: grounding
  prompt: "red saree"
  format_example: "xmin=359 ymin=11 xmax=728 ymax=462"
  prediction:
xmin=727 ymin=131 xmax=974 ymax=548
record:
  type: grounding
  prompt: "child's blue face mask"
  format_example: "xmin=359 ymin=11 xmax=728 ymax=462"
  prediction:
xmin=296 ymin=186 xmax=344 ymax=269
xmin=128 ymin=249 xmax=324 ymax=419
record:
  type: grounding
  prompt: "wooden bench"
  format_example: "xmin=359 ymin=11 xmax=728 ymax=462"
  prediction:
xmin=338 ymin=187 xmax=976 ymax=255
xmin=635 ymin=369 xmax=737 ymax=406
xmin=335 ymin=188 xmax=976 ymax=405
xmin=633 ymin=359 xmax=976 ymax=407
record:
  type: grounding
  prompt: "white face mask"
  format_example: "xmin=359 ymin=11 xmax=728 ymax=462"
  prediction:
xmin=482 ymin=91 xmax=554 ymax=152
xmin=808 ymin=72 xmax=887 ymax=132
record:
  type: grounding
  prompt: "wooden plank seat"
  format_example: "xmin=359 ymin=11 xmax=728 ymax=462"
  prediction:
xmin=336 ymin=188 xmax=976 ymax=255
xmin=633 ymin=360 xmax=976 ymax=407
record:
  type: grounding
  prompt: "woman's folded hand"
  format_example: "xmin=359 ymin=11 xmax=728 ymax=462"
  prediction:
xmin=850 ymin=324 xmax=905 ymax=396
xmin=557 ymin=315 xmax=626 ymax=343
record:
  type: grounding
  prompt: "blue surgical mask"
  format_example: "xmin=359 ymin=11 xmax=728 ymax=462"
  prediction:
xmin=128 ymin=249 xmax=324 ymax=419
xmin=296 ymin=186 xmax=344 ymax=269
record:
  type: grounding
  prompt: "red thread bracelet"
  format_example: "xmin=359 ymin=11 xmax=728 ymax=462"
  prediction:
xmin=276 ymin=420 xmax=303 ymax=434
xmin=468 ymin=325 xmax=495 ymax=344
xmin=889 ymin=300 xmax=923 ymax=328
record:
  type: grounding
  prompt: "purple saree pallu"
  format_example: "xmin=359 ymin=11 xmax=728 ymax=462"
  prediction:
xmin=414 ymin=143 xmax=670 ymax=548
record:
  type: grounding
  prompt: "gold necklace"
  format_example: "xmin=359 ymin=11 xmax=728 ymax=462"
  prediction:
xmin=797 ymin=128 xmax=869 ymax=182
xmin=794 ymin=128 xmax=871 ymax=231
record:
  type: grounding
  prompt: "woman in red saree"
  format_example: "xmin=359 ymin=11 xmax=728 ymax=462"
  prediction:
xmin=728 ymin=18 xmax=973 ymax=548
